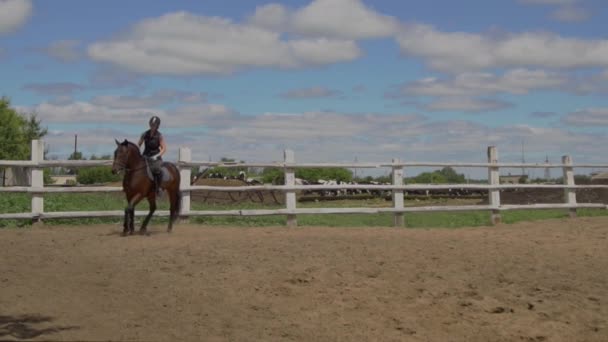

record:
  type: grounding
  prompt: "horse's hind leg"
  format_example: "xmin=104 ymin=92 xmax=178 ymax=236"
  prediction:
xmin=140 ymin=194 xmax=156 ymax=235
xmin=167 ymin=190 xmax=180 ymax=233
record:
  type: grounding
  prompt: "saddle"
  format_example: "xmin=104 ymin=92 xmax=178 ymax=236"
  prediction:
xmin=144 ymin=160 xmax=174 ymax=183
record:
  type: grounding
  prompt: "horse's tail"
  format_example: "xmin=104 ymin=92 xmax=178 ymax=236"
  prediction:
xmin=171 ymin=163 xmax=182 ymax=224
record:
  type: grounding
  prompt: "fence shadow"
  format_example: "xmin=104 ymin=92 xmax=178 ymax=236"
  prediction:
xmin=0 ymin=314 xmax=78 ymax=340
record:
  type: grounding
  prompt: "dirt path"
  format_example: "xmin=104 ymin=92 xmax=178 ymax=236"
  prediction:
xmin=1 ymin=217 xmax=607 ymax=341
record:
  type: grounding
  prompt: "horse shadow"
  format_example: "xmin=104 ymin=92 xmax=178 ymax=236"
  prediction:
xmin=0 ymin=314 xmax=78 ymax=340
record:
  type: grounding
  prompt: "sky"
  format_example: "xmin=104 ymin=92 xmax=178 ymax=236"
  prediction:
xmin=1 ymin=0 xmax=608 ymax=178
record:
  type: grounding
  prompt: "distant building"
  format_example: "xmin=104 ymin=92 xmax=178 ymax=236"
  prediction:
xmin=50 ymin=175 xmax=77 ymax=185
xmin=1 ymin=167 xmax=30 ymax=186
xmin=591 ymin=172 xmax=608 ymax=184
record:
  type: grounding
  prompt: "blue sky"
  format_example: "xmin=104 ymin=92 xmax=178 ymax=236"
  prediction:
xmin=1 ymin=0 xmax=608 ymax=178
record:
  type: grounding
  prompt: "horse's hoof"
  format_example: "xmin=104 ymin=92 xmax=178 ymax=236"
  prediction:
xmin=121 ymin=232 xmax=127 ymax=237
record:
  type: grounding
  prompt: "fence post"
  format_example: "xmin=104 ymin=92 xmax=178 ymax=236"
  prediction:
xmin=487 ymin=146 xmax=501 ymax=225
xmin=284 ymin=149 xmax=297 ymax=227
xmin=31 ymin=139 xmax=44 ymax=224
xmin=178 ymin=147 xmax=192 ymax=222
xmin=392 ymin=158 xmax=404 ymax=227
xmin=562 ymin=155 xmax=577 ymax=218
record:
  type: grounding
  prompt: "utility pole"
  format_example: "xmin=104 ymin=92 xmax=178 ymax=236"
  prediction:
xmin=521 ymin=140 xmax=526 ymax=177
xmin=544 ymin=155 xmax=551 ymax=181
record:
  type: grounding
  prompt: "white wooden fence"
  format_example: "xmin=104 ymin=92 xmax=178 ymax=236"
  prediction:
xmin=1 ymin=140 xmax=608 ymax=227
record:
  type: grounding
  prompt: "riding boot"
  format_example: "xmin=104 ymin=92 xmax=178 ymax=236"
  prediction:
xmin=154 ymin=172 xmax=162 ymax=195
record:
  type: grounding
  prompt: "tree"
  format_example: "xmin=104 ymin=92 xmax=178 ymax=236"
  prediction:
xmin=68 ymin=151 xmax=84 ymax=160
xmin=0 ymin=97 xmax=47 ymax=160
xmin=438 ymin=167 xmax=466 ymax=183
xmin=411 ymin=172 xmax=448 ymax=184
xmin=296 ymin=168 xmax=353 ymax=183
xmin=77 ymin=166 xmax=120 ymax=185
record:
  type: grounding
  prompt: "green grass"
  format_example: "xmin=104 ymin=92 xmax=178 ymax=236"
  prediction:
xmin=1 ymin=192 xmax=607 ymax=228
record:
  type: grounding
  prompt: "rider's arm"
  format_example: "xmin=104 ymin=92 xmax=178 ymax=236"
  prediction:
xmin=159 ymin=135 xmax=166 ymax=156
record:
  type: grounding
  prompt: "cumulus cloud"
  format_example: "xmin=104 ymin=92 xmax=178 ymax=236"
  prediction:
xmin=279 ymin=86 xmax=341 ymax=99
xmin=288 ymin=0 xmax=400 ymax=39
xmin=23 ymin=93 xmax=607 ymax=169
xmin=0 ymin=0 xmax=32 ymax=34
xmin=401 ymin=69 xmax=565 ymax=97
xmin=390 ymin=69 xmax=565 ymax=112
xmin=395 ymin=24 xmax=608 ymax=72
xmin=88 ymin=11 xmax=360 ymax=75
xmin=248 ymin=0 xmax=399 ymax=39
xmin=19 ymin=90 xmax=219 ymax=127
xmin=561 ymin=108 xmax=608 ymax=126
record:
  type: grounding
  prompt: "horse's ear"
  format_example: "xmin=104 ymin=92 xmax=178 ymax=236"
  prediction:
xmin=122 ymin=139 xmax=128 ymax=145
xmin=115 ymin=138 xmax=120 ymax=146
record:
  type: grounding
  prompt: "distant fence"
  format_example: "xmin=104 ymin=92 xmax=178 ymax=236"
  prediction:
xmin=1 ymin=140 xmax=608 ymax=227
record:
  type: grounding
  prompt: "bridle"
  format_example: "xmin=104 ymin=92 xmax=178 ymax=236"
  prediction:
xmin=114 ymin=146 xmax=146 ymax=174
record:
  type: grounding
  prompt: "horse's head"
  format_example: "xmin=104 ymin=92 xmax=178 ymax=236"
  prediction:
xmin=112 ymin=139 xmax=137 ymax=175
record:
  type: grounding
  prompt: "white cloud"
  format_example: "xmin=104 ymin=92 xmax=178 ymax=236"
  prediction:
xmin=248 ymin=3 xmax=289 ymax=30
xmin=88 ymin=11 xmax=360 ymax=75
xmin=280 ymin=86 xmax=340 ymax=99
xmin=289 ymin=0 xmax=400 ymax=39
xmin=23 ymin=95 xmax=607 ymax=169
xmin=0 ymin=0 xmax=32 ymax=34
xmin=602 ymin=70 xmax=608 ymax=80
xmin=391 ymin=69 xmax=564 ymax=113
xmin=402 ymin=69 xmax=565 ymax=97
xmin=561 ymin=108 xmax=608 ymax=126
xmin=396 ymin=24 xmax=608 ymax=72
xmin=248 ymin=0 xmax=399 ymax=39
xmin=44 ymin=40 xmax=81 ymax=62
xmin=19 ymin=90 xmax=221 ymax=128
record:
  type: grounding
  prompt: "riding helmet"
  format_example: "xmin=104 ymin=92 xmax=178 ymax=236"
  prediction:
xmin=149 ymin=115 xmax=161 ymax=128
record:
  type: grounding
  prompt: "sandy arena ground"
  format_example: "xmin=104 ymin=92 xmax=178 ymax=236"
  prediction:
xmin=1 ymin=217 xmax=607 ymax=341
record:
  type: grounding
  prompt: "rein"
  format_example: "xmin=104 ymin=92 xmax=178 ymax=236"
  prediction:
xmin=114 ymin=146 xmax=148 ymax=174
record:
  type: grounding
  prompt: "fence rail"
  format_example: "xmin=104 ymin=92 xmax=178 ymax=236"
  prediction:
xmin=1 ymin=140 xmax=607 ymax=226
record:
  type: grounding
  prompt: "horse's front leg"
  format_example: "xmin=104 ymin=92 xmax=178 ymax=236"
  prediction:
xmin=128 ymin=206 xmax=135 ymax=235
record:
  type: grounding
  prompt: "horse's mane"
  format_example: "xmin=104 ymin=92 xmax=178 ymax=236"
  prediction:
xmin=120 ymin=139 xmax=142 ymax=156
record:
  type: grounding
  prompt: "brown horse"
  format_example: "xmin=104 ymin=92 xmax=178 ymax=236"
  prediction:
xmin=111 ymin=139 xmax=181 ymax=236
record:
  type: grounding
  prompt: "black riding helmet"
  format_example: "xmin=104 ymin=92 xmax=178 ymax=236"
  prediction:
xmin=149 ymin=115 xmax=161 ymax=129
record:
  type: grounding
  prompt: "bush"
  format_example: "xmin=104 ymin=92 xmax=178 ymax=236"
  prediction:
xmin=76 ymin=166 xmax=120 ymax=185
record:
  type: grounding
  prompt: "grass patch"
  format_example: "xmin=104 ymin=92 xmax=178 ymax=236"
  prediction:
xmin=1 ymin=192 xmax=607 ymax=228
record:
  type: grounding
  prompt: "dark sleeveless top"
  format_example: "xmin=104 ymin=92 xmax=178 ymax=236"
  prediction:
xmin=141 ymin=130 xmax=162 ymax=157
